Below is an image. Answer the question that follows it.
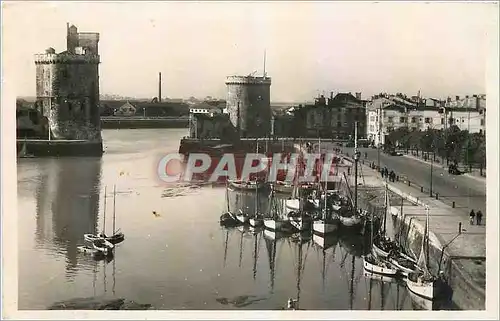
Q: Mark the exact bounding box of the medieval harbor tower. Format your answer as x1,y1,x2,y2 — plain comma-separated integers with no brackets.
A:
34,23,101,143
225,74,272,138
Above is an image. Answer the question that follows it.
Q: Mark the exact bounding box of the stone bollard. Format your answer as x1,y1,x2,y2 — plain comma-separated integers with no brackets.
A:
420,186,424,193
452,201,455,208
435,193,439,200
408,180,411,186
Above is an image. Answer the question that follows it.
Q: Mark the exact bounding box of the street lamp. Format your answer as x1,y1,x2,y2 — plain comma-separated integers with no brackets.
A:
429,139,434,197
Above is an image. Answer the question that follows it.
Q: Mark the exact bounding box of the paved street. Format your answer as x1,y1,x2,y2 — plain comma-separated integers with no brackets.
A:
342,147,486,216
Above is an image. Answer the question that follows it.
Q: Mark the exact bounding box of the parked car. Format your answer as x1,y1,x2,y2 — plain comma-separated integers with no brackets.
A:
448,163,462,175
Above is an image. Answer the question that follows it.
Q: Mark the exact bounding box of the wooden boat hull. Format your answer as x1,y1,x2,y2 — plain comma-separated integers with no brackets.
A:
288,216,311,232
92,239,114,253
236,214,248,224
363,256,400,277
372,243,391,258
406,272,436,300
312,233,338,249
249,217,263,227
273,182,293,194
263,229,286,241
312,221,338,235
84,233,124,245
339,215,363,228
229,180,266,191
263,219,291,232
389,257,419,277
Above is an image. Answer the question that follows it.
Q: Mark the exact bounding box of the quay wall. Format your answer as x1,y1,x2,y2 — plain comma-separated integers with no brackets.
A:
101,118,189,129
17,139,103,157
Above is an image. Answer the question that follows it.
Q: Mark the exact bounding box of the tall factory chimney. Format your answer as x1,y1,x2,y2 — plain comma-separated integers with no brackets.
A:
158,72,162,103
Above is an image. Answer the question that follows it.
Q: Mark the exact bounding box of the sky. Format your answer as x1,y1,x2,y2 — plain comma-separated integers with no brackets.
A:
2,1,498,102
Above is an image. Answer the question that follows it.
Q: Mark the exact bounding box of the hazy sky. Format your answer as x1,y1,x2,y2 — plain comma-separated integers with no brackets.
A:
3,1,498,102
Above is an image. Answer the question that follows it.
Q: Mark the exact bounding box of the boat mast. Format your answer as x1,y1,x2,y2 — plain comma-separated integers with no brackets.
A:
349,254,355,309
383,183,388,235
102,186,107,235
113,184,117,234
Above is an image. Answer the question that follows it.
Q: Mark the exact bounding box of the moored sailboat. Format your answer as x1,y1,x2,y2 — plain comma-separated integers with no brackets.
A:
405,206,440,300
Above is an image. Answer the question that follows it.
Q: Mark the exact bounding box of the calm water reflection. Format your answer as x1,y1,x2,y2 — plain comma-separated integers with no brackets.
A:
18,128,417,310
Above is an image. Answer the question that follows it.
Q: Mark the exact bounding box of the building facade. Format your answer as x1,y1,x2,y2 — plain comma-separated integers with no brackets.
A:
34,23,101,141
225,75,272,138
366,94,486,146
293,92,366,139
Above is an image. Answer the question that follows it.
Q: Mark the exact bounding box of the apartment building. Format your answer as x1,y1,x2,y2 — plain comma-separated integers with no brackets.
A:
366,94,485,146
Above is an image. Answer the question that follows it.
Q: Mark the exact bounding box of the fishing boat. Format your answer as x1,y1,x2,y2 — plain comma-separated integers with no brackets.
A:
312,186,340,235
363,197,400,278
273,181,294,194
220,183,239,226
249,183,264,227
263,191,292,232
372,185,398,258
286,175,312,232
84,185,125,245
405,207,440,300
363,254,400,277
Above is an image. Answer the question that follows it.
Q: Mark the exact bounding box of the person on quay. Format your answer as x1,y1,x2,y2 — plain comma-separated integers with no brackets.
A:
469,210,476,225
476,210,483,225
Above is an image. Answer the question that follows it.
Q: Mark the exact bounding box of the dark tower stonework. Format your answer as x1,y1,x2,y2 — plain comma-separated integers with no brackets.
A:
225,75,272,138
34,24,101,141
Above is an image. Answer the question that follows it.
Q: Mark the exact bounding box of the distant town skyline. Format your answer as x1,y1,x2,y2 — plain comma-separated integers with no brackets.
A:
3,1,497,102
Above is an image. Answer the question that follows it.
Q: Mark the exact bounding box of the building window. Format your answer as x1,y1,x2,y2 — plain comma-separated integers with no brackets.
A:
411,117,417,123
388,116,394,123
481,119,485,126
399,117,405,123
337,122,342,128
383,111,386,117
425,117,432,123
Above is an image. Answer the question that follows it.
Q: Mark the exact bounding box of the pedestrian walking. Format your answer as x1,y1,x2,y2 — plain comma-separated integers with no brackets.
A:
390,170,395,182
476,210,483,225
469,210,476,225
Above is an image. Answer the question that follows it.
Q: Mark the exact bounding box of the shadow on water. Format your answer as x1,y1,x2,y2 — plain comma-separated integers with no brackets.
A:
34,157,103,277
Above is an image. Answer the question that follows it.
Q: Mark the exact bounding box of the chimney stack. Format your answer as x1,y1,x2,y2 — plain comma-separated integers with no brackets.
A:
355,92,362,100
330,92,334,99
455,95,459,101
158,72,162,103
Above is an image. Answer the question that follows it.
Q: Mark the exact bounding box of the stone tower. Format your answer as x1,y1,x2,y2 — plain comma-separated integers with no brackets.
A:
34,23,101,141
225,75,272,138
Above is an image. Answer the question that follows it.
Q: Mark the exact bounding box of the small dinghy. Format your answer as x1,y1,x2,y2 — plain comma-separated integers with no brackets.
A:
229,180,266,191
273,181,294,194
92,239,114,254
220,212,239,227
235,209,248,224
363,254,401,277
84,231,124,245
77,245,101,255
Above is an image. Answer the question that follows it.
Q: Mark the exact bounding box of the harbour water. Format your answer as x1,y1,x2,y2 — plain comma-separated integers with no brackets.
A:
18,128,426,310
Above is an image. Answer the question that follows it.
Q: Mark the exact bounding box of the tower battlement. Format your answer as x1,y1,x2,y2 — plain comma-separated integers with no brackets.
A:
34,53,100,65
225,76,272,86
